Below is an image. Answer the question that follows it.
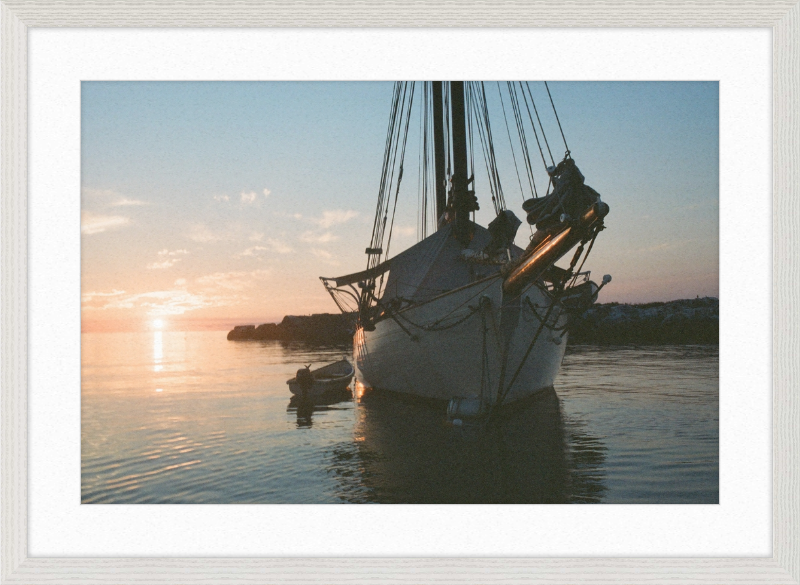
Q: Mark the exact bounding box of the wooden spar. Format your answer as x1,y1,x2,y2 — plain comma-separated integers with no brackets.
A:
432,81,447,221
450,81,471,246
503,201,609,296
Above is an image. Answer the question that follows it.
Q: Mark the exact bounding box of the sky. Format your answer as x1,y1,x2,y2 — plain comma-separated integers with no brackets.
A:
81,81,719,332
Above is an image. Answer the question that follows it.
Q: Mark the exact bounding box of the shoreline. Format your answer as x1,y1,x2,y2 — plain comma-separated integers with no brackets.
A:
227,297,718,345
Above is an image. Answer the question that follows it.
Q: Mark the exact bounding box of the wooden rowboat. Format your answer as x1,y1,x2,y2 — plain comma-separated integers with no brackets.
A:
287,359,355,397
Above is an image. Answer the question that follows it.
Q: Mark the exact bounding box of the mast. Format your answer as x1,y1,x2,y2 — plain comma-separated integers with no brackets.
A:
432,82,447,221
450,81,471,245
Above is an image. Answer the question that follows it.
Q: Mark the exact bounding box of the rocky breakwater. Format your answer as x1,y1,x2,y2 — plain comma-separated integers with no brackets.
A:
227,298,718,345
227,313,355,344
569,297,718,344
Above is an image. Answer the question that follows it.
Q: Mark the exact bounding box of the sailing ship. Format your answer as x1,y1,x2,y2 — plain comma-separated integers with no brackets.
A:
322,82,610,413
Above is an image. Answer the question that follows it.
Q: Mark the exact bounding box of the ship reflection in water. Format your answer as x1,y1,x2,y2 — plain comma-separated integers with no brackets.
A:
288,389,354,429
329,384,606,504
81,333,718,504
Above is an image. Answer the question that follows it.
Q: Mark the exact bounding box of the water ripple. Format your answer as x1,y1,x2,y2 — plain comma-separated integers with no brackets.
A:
82,333,717,503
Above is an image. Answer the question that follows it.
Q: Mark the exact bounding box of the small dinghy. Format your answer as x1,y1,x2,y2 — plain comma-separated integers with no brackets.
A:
287,359,355,397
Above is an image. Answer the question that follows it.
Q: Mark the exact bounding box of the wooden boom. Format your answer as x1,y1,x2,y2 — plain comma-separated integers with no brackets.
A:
503,201,610,296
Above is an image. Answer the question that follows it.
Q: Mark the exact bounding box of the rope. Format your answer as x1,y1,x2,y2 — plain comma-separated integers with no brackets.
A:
496,82,527,205
469,82,505,216
524,81,555,166
416,83,425,242
367,82,403,268
478,82,506,212
390,277,499,331
382,82,415,270
393,301,481,332
523,297,570,332
494,299,562,411
544,81,570,156
467,83,496,214
506,82,538,198
568,225,601,288
518,81,549,172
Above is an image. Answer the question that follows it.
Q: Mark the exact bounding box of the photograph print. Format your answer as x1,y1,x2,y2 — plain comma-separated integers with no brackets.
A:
81,81,719,504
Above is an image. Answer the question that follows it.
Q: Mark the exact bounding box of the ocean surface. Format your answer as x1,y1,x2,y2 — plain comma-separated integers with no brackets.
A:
82,331,718,504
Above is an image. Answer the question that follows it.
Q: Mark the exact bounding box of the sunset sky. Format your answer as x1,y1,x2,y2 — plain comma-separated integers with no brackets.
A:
81,81,718,332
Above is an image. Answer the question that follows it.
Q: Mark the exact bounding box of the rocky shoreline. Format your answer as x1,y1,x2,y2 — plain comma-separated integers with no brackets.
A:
568,297,718,345
227,297,718,345
227,313,355,344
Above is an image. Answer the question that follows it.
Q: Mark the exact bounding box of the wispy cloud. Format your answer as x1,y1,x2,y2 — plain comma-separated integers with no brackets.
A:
147,249,189,269
83,188,148,207
236,239,293,258
300,231,338,244
238,246,268,257
310,210,359,228
112,197,148,207
214,188,270,206
196,269,271,291
138,290,226,316
266,238,293,254
186,223,222,243
81,288,229,315
81,211,130,235
81,289,126,303
147,258,182,270
310,248,339,266
249,232,264,242
310,248,332,259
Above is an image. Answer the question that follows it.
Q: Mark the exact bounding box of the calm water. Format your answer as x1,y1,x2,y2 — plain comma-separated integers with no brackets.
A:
82,331,718,503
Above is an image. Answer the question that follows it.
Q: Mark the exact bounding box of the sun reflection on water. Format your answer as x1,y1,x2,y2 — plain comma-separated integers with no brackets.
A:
153,331,163,372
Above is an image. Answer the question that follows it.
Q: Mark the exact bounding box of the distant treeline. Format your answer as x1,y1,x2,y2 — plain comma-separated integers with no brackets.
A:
227,297,718,345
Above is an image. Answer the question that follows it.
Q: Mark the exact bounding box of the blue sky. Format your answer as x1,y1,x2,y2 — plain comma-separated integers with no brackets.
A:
81,81,718,330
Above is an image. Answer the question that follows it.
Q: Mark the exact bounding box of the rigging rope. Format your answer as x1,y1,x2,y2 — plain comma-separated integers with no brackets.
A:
477,82,507,212
390,278,498,332
496,82,527,205
568,226,601,288
494,299,561,411
544,81,570,157
506,82,539,199
416,84,424,242
524,81,555,166
444,83,451,180
517,81,549,172
468,82,505,216
417,82,434,241
367,82,403,268
465,82,477,224
382,82,415,271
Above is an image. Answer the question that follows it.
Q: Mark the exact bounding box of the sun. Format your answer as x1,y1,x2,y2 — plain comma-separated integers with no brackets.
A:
152,319,165,330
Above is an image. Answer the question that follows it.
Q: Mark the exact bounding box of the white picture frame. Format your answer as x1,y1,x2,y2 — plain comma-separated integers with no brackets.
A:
2,1,797,583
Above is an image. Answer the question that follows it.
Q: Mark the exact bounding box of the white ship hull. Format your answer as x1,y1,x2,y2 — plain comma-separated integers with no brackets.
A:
354,278,568,405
